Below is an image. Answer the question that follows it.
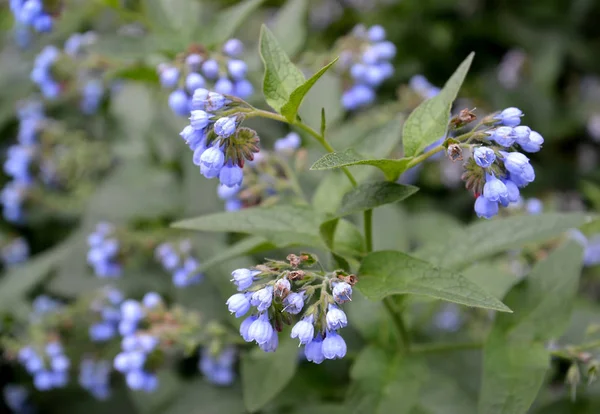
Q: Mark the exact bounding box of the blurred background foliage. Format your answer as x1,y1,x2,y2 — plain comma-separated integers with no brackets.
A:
0,0,600,413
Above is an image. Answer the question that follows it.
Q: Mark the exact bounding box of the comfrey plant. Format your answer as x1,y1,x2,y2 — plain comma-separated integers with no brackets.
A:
9,0,56,35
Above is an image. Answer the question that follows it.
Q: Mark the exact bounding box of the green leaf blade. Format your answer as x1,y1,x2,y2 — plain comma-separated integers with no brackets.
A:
357,250,511,312
269,0,309,58
402,52,474,157
310,150,412,181
338,182,419,217
204,0,265,47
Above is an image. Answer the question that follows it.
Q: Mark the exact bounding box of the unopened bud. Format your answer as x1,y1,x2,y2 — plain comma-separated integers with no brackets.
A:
286,254,301,268
274,278,291,298
450,108,477,129
337,274,358,286
446,144,463,162
288,270,305,281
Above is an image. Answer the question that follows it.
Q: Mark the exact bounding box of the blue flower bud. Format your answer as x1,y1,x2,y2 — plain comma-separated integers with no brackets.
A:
214,116,237,138
259,330,279,352
483,174,508,203
342,85,375,110
291,315,314,345
33,371,53,391
226,293,251,317
45,342,63,357
199,146,225,179
234,80,254,99
274,132,301,154
326,304,348,330
120,300,143,321
495,107,523,127
226,199,242,211
138,334,159,352
89,322,116,341
474,196,498,219
500,151,534,187
190,88,209,110
361,47,379,65
503,179,520,203
372,41,396,60
368,25,386,42
192,143,208,166
488,126,515,147
185,72,205,93
180,126,206,152
473,147,496,168
251,286,273,312
217,184,239,200
520,130,544,153
322,331,347,360
283,292,304,314
202,59,220,79
350,63,367,80
215,78,234,95
219,161,243,187
223,38,244,57
185,54,203,70
332,281,352,303
227,60,248,81
142,292,162,309
206,92,229,112
118,320,137,336
364,65,386,87
240,315,257,342
168,90,189,116
189,110,212,130
33,14,52,32
125,371,146,390
19,0,43,24
526,198,543,215
248,313,274,345
51,355,70,371
304,333,325,364
160,66,180,88
513,125,531,146
231,268,259,291
377,62,394,79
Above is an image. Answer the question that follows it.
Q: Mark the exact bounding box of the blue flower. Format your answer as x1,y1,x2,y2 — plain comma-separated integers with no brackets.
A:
291,315,315,345
185,72,205,93
160,66,180,88
250,286,273,312
304,333,325,364
526,198,543,215
503,179,520,203
368,25,386,42
483,174,508,203
227,293,251,317
326,304,348,330
322,331,347,360
199,146,225,179
488,126,515,147
259,330,279,352
189,110,212,130
199,347,236,386
474,196,498,219
500,151,535,187
332,281,352,303
214,116,237,138
168,90,189,116
33,14,52,32
180,126,206,152
120,300,144,321
495,107,523,127
202,60,220,79
227,60,248,81
215,78,234,95
520,130,544,153
191,88,209,110
240,315,258,342
231,268,259,291
142,292,162,309
274,132,301,154
283,292,304,314
223,38,244,57
247,313,274,345
219,161,244,187
234,80,254,99
473,147,496,168
185,54,202,70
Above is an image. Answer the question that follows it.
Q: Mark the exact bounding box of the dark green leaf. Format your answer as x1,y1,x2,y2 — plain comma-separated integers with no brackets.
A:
281,58,338,122
269,0,309,57
402,53,474,157
338,182,419,217
357,251,511,312
204,0,265,47
310,149,412,181
414,213,592,270
259,25,306,112
479,241,584,414
319,218,339,251
241,336,299,412
461,261,521,300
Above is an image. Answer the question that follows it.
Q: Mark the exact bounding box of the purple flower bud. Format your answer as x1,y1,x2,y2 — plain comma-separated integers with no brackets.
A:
495,107,523,127
199,146,225,179
248,313,273,345
214,116,237,138
474,196,498,219
227,60,247,80
326,304,348,330
231,268,259,291
332,281,352,303
473,147,496,168
513,126,531,146
250,286,273,312
488,126,515,147
185,72,205,93
202,59,220,79
223,38,244,57
219,161,244,188
291,315,314,345
322,331,347,359
304,333,325,364
189,110,211,130
240,315,257,342
483,174,508,203
226,293,251,317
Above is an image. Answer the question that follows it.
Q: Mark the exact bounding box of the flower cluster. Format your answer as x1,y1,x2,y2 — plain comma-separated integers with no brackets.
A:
336,24,396,110
88,288,124,342
1,101,45,222
155,240,204,287
1,236,29,266
179,88,260,185
461,107,544,219
31,45,61,99
226,254,355,362
18,341,70,391
113,293,163,392
198,346,236,386
10,0,55,34
158,39,253,117
87,222,122,278
217,132,302,212
79,358,112,400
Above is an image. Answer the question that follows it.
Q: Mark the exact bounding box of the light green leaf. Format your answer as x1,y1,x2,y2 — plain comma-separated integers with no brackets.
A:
198,236,276,273
414,213,592,270
357,251,511,312
402,53,474,157
479,241,584,414
310,149,412,181
347,346,428,414
408,211,461,249
461,261,521,300
270,0,309,58
241,336,299,412
281,58,338,122
338,182,419,217
259,25,306,112
203,0,265,47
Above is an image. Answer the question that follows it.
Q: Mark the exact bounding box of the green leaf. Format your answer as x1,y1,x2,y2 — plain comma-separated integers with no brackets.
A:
203,0,265,47
310,149,412,181
298,72,344,131
270,0,309,58
479,241,584,414
414,213,592,270
402,52,474,157
241,336,299,412
198,236,276,273
281,58,338,122
347,346,428,414
338,182,419,217
461,261,521,300
259,25,306,112
416,371,478,414
357,250,511,312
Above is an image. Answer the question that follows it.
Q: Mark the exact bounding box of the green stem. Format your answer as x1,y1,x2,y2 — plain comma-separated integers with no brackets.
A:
364,209,373,252
411,341,484,354
383,297,411,353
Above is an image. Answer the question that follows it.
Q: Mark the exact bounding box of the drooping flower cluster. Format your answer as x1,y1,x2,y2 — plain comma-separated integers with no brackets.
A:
79,358,112,400
217,132,303,212
9,0,55,35
226,254,355,362
460,107,545,219
18,341,70,391
88,287,124,342
1,236,29,266
87,222,122,278
158,39,253,117
198,346,236,386
179,88,260,185
336,24,396,110
155,240,204,287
